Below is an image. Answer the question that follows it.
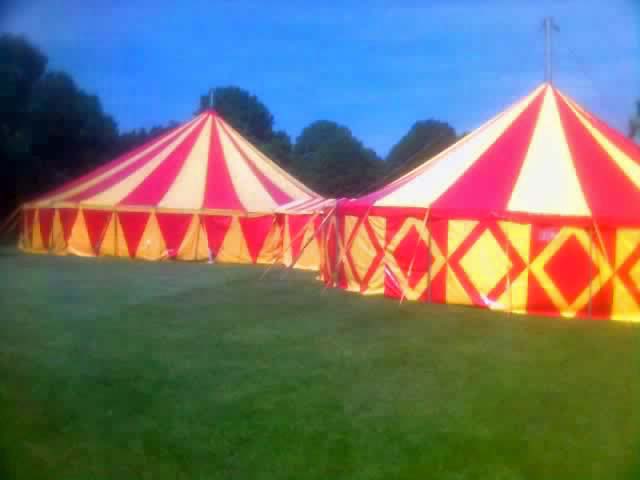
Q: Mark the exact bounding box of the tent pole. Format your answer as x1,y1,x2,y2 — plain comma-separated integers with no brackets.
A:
6,214,20,238
426,216,433,304
588,228,594,319
47,209,54,253
504,226,512,314
588,216,611,319
288,210,335,272
543,17,558,84
260,211,322,280
0,206,21,236
330,205,374,290
194,214,201,261
114,209,118,257
332,210,341,288
321,215,338,291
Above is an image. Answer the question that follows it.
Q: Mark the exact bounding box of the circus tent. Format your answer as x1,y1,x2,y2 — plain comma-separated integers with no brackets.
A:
326,83,640,321
20,109,324,266
277,197,337,271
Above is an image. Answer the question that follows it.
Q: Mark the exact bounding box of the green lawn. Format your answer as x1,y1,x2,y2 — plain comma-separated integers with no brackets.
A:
1,248,640,479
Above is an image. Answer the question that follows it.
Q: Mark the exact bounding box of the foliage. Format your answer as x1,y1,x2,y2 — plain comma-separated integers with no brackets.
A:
114,121,179,157
196,86,296,168
260,129,294,166
293,120,383,197
0,33,463,217
386,119,457,177
0,34,117,217
199,86,274,143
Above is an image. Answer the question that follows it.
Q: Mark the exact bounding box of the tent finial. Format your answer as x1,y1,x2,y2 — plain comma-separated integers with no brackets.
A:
542,17,559,85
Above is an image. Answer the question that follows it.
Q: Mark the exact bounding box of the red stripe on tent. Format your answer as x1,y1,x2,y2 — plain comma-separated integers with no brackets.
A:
352,92,535,208
554,91,640,223
287,215,313,260
82,210,112,253
433,89,545,212
34,120,197,203
117,211,150,257
202,118,244,210
562,95,640,167
121,119,208,206
58,208,79,242
67,134,189,203
38,208,55,248
218,121,293,206
156,212,193,257
53,120,200,203
238,216,275,263
201,215,232,258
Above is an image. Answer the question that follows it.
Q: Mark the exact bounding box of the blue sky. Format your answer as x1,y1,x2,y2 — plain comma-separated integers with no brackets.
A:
3,0,639,156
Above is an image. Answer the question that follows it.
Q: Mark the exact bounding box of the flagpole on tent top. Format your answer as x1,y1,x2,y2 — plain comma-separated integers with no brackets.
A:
542,17,559,84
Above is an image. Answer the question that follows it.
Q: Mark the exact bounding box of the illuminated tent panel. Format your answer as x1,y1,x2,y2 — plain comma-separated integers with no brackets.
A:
20,110,325,267
326,84,640,321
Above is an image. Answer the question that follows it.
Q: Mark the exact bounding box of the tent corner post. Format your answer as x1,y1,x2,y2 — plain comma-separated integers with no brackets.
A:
194,214,201,262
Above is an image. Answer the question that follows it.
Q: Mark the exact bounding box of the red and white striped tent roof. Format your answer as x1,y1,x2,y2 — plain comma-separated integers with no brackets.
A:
29,110,321,213
276,197,337,214
345,83,640,227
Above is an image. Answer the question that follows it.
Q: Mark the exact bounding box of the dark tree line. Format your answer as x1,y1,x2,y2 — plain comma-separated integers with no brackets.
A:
1,34,461,219
1,34,118,217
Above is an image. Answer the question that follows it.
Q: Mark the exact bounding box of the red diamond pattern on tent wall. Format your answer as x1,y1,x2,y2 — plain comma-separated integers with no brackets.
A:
527,226,614,318
447,221,527,308
342,215,385,294
384,216,448,303
544,234,594,305
391,224,433,289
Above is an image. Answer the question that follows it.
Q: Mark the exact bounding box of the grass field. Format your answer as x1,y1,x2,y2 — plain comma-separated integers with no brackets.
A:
1,248,640,479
